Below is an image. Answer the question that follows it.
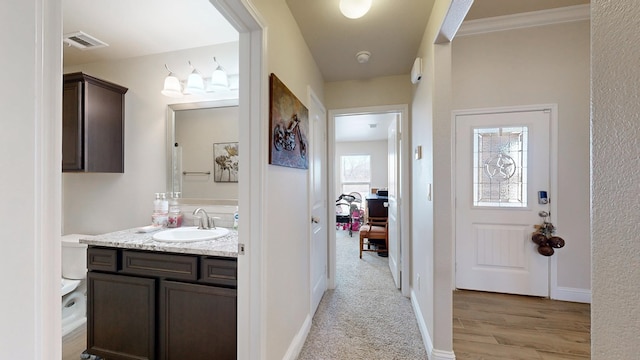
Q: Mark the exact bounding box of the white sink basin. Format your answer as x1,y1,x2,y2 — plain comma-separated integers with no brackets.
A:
152,226,230,243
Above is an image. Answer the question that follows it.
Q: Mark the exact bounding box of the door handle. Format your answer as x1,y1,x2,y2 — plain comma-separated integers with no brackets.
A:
311,216,320,224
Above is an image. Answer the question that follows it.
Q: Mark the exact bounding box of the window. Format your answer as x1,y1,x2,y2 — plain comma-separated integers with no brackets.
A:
340,155,370,199
473,126,528,207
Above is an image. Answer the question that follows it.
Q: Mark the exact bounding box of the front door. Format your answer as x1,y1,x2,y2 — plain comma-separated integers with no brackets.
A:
455,109,551,297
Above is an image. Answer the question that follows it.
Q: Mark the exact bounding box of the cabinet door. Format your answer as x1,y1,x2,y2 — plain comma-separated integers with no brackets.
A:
84,81,125,172
159,281,237,360
87,272,156,360
62,81,83,171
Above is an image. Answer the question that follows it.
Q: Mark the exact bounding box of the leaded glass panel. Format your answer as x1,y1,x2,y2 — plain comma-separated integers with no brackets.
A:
473,126,528,207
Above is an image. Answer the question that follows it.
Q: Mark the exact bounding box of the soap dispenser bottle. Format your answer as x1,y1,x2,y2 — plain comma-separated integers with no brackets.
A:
167,192,183,228
233,206,239,230
152,193,169,226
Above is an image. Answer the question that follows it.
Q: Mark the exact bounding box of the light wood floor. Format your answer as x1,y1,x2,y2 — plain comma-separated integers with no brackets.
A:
453,290,591,360
62,323,86,360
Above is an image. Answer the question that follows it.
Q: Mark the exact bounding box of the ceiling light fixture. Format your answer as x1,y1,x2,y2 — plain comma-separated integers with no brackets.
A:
161,64,183,98
356,50,371,64
208,57,230,92
339,0,372,19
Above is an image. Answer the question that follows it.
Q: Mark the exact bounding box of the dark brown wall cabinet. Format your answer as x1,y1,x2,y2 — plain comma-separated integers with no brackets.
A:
63,72,128,173
86,247,237,360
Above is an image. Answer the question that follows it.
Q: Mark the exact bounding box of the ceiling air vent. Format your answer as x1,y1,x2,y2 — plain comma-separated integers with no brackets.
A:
63,31,108,50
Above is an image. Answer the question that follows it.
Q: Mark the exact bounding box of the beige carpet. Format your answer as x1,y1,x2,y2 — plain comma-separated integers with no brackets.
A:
297,230,427,359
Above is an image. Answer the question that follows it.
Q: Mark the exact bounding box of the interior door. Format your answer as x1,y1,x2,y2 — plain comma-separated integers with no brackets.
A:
455,109,551,297
309,91,327,314
387,116,400,289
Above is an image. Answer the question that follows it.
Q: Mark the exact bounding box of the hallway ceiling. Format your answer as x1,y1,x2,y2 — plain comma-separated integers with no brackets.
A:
286,0,435,82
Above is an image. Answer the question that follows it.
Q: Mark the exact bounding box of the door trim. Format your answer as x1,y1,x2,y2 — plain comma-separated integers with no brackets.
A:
328,104,410,297
451,104,558,297
209,0,268,358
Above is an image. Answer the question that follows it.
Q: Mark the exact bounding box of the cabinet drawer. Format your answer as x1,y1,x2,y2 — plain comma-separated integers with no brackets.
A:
122,250,198,281
200,257,237,288
87,247,118,272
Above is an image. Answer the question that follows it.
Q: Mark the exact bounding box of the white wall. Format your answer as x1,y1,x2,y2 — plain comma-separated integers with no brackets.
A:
62,42,238,235
176,106,239,199
324,75,413,109
335,140,389,196
591,0,640,357
248,0,325,358
410,0,456,356
452,20,591,298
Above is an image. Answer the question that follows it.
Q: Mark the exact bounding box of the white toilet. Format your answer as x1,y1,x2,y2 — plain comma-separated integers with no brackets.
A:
61,234,91,337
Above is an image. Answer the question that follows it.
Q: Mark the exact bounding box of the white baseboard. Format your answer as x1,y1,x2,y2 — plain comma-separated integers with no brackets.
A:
551,286,591,304
282,314,312,360
431,349,456,360
411,290,456,359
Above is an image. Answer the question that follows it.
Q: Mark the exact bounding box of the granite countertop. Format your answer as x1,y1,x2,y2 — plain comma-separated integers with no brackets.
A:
79,226,239,258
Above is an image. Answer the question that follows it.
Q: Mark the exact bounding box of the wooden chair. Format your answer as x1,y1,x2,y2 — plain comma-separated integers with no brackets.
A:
359,217,388,259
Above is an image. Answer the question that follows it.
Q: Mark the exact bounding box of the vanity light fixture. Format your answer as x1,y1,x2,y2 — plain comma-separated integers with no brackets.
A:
184,61,205,95
209,57,230,92
161,64,183,98
339,0,372,19
161,58,233,97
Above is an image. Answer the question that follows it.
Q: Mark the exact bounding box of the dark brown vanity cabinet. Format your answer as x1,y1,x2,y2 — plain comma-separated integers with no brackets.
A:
63,72,128,173
86,247,237,360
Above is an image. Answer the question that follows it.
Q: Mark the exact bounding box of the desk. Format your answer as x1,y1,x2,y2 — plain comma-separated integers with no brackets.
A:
365,194,388,219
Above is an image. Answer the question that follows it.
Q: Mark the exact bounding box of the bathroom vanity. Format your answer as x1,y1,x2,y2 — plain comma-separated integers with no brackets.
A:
80,228,238,360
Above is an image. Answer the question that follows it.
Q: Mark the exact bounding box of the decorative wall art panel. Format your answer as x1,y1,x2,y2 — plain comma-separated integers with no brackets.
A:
213,142,238,182
269,73,309,169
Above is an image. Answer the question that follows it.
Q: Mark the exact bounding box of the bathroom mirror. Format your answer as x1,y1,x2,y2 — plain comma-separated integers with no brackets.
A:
166,100,239,199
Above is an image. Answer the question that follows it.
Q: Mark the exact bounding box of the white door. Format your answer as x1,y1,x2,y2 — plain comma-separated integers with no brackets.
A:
309,91,327,314
455,109,551,297
387,116,400,289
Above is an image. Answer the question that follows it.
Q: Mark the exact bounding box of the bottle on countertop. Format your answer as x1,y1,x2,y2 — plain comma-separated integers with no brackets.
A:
233,206,239,230
167,192,183,228
151,192,169,227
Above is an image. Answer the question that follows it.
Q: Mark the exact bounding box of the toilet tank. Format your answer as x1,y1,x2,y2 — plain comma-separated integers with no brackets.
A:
61,234,91,279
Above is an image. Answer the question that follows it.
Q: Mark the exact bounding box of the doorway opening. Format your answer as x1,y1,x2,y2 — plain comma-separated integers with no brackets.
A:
328,105,410,297
58,0,266,358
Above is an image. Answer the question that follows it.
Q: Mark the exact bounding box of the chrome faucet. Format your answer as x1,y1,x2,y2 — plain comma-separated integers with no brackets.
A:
193,208,214,229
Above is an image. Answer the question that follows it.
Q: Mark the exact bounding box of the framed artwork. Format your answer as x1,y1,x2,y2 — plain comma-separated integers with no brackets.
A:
269,73,309,169
213,142,238,182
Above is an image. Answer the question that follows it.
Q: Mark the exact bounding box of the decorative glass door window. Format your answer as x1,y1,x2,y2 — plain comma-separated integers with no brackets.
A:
473,126,528,207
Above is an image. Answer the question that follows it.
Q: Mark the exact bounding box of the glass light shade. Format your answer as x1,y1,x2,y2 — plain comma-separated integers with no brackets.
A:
339,0,372,19
209,67,230,92
161,75,183,98
184,71,205,94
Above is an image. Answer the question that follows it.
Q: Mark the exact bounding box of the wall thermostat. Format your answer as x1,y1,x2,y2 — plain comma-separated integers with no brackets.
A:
411,57,422,84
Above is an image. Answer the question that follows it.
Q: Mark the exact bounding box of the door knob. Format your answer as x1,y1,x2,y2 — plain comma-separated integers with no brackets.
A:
311,216,320,224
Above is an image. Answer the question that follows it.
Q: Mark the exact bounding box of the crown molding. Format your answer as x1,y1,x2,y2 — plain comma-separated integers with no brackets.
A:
457,4,590,37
